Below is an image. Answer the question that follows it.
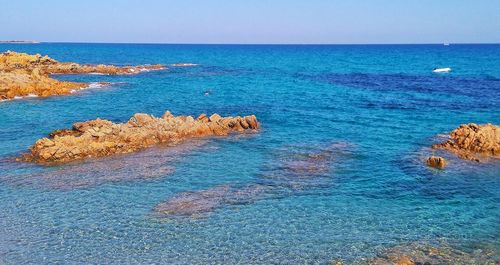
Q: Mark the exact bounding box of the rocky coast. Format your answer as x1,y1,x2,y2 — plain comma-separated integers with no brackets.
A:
0,51,164,100
20,111,259,164
432,123,499,162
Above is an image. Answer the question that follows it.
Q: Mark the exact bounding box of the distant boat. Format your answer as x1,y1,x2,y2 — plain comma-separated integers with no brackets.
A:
433,67,451,73
443,43,450,46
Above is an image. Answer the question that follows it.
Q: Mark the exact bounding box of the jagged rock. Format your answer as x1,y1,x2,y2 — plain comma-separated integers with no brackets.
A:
426,156,447,169
0,51,165,100
19,111,259,164
432,123,499,162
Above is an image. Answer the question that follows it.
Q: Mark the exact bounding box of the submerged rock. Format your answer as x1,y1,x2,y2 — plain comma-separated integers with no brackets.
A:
261,142,352,190
426,156,447,169
0,51,165,100
432,123,499,162
154,184,270,217
360,242,498,265
20,111,259,164
2,140,210,190
154,142,352,218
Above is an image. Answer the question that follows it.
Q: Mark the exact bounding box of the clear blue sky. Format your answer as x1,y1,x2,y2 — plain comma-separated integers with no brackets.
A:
1,0,499,44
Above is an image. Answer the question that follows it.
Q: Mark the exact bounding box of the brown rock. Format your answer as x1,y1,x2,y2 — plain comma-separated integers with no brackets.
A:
426,156,447,169
395,256,414,265
432,123,499,162
197,114,209,122
0,51,165,100
20,111,259,164
362,242,498,265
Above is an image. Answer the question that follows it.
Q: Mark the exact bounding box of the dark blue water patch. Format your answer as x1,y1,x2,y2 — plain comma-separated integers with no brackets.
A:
301,72,500,96
298,72,500,110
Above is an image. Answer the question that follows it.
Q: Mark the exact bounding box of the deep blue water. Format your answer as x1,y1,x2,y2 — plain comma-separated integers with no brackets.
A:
0,43,499,264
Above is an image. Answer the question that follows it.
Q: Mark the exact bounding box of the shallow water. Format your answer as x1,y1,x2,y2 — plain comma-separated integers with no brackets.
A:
0,43,499,264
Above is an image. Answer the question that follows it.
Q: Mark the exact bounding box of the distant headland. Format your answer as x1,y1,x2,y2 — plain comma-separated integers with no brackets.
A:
0,40,40,44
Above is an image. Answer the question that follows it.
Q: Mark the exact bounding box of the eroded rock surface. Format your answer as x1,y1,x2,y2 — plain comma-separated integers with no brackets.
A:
426,156,447,169
432,123,499,162
0,51,164,100
20,111,259,164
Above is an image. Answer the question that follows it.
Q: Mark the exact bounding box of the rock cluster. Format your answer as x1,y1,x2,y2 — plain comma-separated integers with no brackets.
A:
426,156,447,169
432,123,499,162
0,51,164,100
361,242,498,265
20,111,259,164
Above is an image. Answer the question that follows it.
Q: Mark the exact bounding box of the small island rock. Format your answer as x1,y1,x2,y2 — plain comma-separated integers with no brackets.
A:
432,123,499,162
426,156,448,169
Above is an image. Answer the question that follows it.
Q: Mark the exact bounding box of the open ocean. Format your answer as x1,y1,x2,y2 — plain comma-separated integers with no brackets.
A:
0,43,499,264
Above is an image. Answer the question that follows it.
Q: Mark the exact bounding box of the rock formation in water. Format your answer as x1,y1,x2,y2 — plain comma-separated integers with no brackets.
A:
154,143,352,218
432,123,499,162
154,184,270,217
359,242,498,265
426,156,447,169
20,111,259,164
0,51,164,100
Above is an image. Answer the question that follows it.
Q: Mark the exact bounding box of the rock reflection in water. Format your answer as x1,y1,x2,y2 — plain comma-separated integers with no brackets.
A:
0,140,209,190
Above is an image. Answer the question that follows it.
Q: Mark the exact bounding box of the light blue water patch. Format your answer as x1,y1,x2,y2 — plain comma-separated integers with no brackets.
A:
0,44,499,264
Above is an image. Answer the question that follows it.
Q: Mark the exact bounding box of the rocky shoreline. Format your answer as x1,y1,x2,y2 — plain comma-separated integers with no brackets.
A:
0,51,164,100
20,111,259,164
431,123,499,163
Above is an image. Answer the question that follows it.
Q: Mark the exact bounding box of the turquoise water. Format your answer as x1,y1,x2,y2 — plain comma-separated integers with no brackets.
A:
0,43,499,264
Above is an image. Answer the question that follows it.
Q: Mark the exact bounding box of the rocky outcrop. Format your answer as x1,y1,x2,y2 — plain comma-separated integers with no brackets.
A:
0,51,164,100
20,111,259,164
426,156,447,169
0,69,86,99
432,123,499,162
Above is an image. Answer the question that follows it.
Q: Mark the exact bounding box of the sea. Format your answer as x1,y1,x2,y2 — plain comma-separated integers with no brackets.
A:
0,43,499,264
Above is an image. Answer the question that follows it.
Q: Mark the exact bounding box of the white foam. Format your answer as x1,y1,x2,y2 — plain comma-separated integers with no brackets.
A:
1,93,39,102
87,82,107,89
172,63,199,67
88,72,108,75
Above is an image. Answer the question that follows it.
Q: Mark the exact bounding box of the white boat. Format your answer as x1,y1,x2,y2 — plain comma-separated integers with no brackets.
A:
433,67,451,73
444,43,450,46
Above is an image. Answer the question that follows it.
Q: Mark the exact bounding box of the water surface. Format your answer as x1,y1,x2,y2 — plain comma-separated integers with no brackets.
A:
0,43,499,264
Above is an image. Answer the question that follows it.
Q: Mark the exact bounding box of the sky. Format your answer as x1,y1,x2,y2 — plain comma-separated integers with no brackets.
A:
1,0,499,44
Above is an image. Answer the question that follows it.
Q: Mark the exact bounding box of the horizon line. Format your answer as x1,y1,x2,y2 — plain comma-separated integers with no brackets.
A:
1,41,499,46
